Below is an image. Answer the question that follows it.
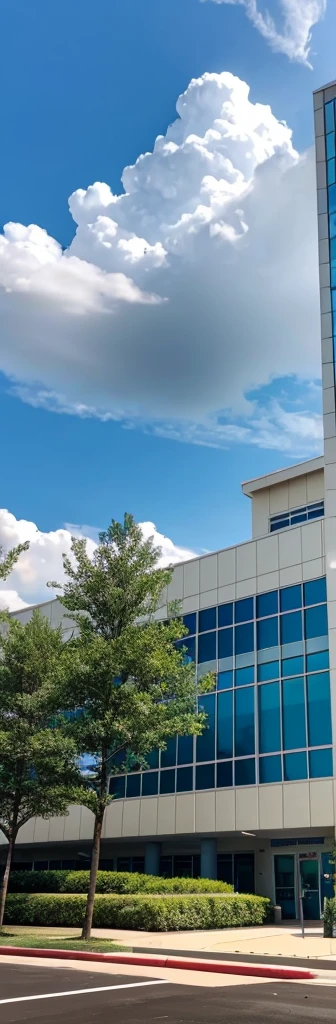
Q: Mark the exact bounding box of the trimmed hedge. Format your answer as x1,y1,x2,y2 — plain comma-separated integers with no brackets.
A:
4,892,272,931
324,897,336,937
8,870,233,896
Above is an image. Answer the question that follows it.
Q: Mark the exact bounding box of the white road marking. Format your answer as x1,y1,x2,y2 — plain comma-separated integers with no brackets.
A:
0,978,170,1006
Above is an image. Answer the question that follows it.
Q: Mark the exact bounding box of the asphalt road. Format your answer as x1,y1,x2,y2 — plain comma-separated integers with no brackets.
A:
0,963,336,1024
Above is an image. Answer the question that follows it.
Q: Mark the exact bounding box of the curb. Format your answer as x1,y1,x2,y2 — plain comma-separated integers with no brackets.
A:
0,947,316,980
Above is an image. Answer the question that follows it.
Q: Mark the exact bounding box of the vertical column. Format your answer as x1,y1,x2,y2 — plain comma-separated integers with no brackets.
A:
144,842,161,876
200,838,217,880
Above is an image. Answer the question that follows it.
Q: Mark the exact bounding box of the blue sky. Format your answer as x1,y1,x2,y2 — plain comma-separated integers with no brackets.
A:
0,0,335,606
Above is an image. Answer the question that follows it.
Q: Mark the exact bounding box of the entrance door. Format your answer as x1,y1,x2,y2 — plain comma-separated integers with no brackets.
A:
299,858,321,920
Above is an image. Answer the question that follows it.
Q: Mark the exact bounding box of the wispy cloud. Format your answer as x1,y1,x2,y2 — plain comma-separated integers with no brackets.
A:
202,0,326,66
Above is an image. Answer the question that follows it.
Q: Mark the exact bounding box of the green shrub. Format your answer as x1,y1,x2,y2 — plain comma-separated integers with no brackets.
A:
8,870,233,896
324,897,336,937
4,892,272,931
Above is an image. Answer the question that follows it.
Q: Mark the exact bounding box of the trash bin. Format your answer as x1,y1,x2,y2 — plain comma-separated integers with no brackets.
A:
274,905,282,925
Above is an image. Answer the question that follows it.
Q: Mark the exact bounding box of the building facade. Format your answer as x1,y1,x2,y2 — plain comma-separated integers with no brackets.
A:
1,84,336,920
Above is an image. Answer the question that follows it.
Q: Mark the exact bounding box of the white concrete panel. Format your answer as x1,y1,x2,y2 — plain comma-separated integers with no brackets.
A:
328,634,336,673
322,336,334,364
259,785,283,830
302,558,323,581
279,528,302,569
257,536,279,575
327,600,336,630
310,781,334,827
269,482,289,514
33,818,50,843
157,795,176,836
288,477,307,508
324,463,336,490
257,570,280,594
168,566,184,602
325,85,336,103
322,362,335,390
283,783,310,828
64,805,81,841
200,589,218,609
316,162,327,191
104,800,123,838
323,388,336,416
218,583,235,603
318,214,329,240
48,815,66,843
183,560,200,599
324,437,336,464
252,491,270,540
324,412,336,439
182,595,200,613
138,798,158,837
122,799,141,837
236,578,257,599
315,107,325,137
324,516,336,555
314,90,324,110
302,521,323,563
320,286,332,313
316,136,326,162
200,555,217,593
153,606,167,622
321,312,333,339
279,565,303,587
79,806,95,840
16,819,36,844
326,568,336,602
237,542,256,581
176,793,195,833
325,490,336,518
215,789,235,831
317,187,328,214
235,787,259,832
195,791,216,832
218,548,236,587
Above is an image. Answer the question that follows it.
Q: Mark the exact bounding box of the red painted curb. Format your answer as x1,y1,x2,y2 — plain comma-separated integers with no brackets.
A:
0,946,316,981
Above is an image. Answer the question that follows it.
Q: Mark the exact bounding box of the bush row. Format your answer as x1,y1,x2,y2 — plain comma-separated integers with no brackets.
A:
324,897,336,937
8,870,233,895
4,892,272,931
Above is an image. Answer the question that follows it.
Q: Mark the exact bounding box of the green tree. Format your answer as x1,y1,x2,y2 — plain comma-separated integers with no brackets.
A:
51,514,212,939
0,541,30,583
0,610,86,927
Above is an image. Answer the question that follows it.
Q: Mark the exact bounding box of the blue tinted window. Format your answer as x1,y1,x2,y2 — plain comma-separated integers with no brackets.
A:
197,693,216,762
309,748,333,779
146,749,159,769
217,670,233,690
280,585,302,612
235,665,254,686
328,159,336,186
196,763,215,790
176,766,193,792
235,622,254,655
327,133,336,160
161,737,177,768
217,761,233,788
284,752,307,782
259,755,282,784
199,607,216,633
282,677,306,750
259,682,281,754
282,656,304,677
235,758,255,786
331,236,336,263
183,613,197,635
198,631,216,664
176,636,196,663
177,735,193,765
330,212,336,238
304,578,327,607
160,769,175,794
257,661,279,683
218,628,233,659
307,672,332,747
235,597,254,623
281,611,302,645
257,616,278,651
235,686,255,757
306,650,329,672
325,100,335,134
329,183,336,213
126,774,141,798
256,591,278,618
305,604,328,639
217,689,233,759
218,603,233,627
142,771,159,796
110,775,126,799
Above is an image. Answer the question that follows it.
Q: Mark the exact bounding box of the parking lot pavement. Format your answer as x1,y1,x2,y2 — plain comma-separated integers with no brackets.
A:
0,963,336,1024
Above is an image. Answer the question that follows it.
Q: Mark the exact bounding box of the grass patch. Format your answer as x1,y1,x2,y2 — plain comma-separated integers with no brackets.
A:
0,930,127,953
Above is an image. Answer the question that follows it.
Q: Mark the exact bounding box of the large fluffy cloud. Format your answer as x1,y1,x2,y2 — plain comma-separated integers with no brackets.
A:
202,1,326,66
0,72,322,454
0,511,196,612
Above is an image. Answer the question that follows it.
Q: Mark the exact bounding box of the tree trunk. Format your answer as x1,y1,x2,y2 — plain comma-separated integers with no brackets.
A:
81,803,105,940
0,830,16,929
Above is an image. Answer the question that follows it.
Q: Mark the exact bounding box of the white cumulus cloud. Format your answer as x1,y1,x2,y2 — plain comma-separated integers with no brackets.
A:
0,71,322,454
202,0,326,66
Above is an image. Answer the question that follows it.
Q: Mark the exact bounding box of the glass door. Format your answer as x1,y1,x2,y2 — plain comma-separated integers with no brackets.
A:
299,858,321,920
274,854,296,919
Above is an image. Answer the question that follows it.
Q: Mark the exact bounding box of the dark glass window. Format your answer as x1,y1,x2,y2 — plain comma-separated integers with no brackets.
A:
235,665,254,686
160,769,175,794
196,763,215,790
282,677,306,750
235,686,255,756
256,591,278,618
329,183,336,213
328,159,336,186
284,751,307,781
109,775,126,799
235,597,254,623
142,771,159,796
146,749,159,769
177,735,193,765
327,132,336,160
325,100,335,134
217,689,233,759
235,622,254,655
235,758,255,786
176,766,193,792
216,761,233,788
304,578,327,607
280,585,302,612
281,655,304,677
257,661,279,683
198,631,216,664
280,611,302,645
259,754,282,784
217,670,233,690
309,748,333,779
258,682,281,754
183,612,197,635
199,607,216,633
330,211,336,238
307,672,332,747
175,635,196,663
126,773,141,798
218,627,233,659
217,854,233,885
161,737,177,768
196,693,216,762
257,616,278,650
270,517,289,532
306,650,329,672
218,603,233,627
305,604,328,639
